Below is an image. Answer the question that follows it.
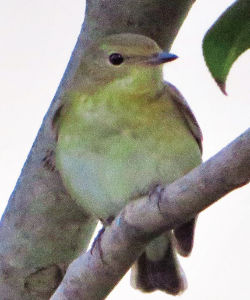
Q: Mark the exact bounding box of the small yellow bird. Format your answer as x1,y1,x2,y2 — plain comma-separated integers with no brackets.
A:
53,33,202,294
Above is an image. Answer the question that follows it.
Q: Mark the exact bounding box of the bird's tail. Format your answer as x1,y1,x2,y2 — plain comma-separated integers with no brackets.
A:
130,232,187,295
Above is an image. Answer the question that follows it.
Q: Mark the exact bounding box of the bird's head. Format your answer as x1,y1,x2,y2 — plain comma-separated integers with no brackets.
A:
78,33,177,95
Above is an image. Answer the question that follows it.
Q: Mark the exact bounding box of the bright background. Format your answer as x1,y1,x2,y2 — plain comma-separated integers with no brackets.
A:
0,0,249,299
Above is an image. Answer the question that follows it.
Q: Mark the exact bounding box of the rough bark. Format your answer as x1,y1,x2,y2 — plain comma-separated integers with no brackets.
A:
51,128,250,300
0,0,195,299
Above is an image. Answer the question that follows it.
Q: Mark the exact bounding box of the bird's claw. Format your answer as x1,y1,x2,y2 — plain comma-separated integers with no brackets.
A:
149,184,165,212
90,227,105,262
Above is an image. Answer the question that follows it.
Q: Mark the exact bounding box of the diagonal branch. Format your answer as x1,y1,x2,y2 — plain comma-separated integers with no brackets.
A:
51,129,250,300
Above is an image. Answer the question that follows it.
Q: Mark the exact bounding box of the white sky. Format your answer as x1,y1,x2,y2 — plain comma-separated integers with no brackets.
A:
0,0,249,299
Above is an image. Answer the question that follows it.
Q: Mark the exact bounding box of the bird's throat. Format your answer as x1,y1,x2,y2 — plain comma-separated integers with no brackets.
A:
102,67,164,100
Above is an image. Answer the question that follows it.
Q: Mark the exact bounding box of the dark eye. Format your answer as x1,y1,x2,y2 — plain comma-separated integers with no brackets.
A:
109,53,124,65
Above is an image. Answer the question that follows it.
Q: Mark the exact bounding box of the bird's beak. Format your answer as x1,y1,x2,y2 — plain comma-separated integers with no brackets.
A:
147,52,178,65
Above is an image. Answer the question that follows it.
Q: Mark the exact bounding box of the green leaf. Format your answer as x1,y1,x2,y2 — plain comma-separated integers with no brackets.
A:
202,0,250,94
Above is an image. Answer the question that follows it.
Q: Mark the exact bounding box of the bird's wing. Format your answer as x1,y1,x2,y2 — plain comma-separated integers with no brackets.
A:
164,81,203,154
163,82,203,256
52,104,65,141
51,93,73,141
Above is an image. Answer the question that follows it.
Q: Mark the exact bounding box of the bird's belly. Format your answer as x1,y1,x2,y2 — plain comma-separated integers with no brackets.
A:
57,131,201,220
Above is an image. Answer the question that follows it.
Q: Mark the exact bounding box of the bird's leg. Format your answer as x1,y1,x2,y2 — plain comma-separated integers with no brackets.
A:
90,216,115,263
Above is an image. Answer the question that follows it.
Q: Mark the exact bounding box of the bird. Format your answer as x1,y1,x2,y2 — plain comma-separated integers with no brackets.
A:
52,33,202,295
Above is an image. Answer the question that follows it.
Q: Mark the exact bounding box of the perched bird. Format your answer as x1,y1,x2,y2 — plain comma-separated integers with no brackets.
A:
53,33,202,295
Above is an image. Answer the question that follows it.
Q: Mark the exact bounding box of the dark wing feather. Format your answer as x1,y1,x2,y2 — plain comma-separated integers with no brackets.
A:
51,104,64,140
164,81,203,154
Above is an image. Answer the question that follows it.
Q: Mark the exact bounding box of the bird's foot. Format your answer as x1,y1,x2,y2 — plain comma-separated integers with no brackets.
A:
149,184,165,213
104,216,115,226
90,216,115,263
42,149,56,171
90,227,105,262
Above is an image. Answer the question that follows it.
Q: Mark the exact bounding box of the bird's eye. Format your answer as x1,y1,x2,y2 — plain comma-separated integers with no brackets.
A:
109,53,124,65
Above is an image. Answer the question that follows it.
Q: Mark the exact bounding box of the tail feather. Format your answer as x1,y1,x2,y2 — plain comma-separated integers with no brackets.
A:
174,217,197,257
131,233,187,295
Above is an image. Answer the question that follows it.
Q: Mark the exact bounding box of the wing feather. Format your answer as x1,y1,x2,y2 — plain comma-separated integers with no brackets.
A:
164,82,203,154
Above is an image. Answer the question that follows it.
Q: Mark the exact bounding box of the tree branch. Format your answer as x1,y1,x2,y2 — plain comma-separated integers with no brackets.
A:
51,128,250,300
0,1,195,298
